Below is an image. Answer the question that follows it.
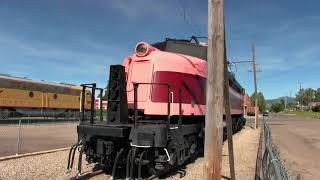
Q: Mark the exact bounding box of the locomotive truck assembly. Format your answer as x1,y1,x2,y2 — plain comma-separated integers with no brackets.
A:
67,37,246,179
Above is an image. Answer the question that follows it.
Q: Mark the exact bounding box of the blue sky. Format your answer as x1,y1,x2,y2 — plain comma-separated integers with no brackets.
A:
0,0,319,99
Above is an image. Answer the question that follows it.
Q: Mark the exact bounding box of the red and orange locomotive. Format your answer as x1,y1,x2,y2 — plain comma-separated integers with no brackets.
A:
67,37,245,179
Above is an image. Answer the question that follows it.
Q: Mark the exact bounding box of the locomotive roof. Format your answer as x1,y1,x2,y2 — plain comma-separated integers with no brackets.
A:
0,75,82,95
228,72,245,94
0,75,78,88
152,38,208,61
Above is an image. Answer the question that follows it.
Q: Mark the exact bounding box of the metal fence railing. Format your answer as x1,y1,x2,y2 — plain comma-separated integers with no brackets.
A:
261,117,291,180
0,111,89,122
0,110,106,157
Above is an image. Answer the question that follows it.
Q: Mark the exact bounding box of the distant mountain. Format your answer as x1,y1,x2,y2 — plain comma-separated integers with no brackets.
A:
266,96,296,105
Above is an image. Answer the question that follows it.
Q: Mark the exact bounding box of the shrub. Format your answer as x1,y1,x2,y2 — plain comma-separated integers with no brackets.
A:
247,112,255,116
270,103,284,113
311,105,320,112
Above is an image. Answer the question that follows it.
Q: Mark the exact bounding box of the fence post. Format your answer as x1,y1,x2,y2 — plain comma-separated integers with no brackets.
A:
16,119,22,155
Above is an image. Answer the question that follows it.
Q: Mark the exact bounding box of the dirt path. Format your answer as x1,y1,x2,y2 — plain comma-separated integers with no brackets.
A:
267,114,320,180
0,126,260,180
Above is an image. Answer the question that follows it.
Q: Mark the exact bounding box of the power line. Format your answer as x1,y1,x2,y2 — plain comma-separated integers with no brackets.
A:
175,0,202,36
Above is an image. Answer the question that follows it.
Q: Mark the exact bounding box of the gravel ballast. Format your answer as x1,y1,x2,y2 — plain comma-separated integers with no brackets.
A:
0,150,95,180
0,127,260,180
168,127,261,180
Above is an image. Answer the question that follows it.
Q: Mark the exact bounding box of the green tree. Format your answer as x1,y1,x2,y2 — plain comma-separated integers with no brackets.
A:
315,88,320,102
250,92,266,112
311,105,320,112
296,88,316,105
287,102,296,109
270,103,284,113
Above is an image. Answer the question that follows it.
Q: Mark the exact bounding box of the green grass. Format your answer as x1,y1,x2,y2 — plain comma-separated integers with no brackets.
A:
282,110,320,119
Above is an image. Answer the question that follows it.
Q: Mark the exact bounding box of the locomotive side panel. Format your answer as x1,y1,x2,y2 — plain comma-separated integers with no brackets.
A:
149,54,207,116
0,87,43,109
46,92,81,109
229,86,244,115
126,60,153,111
0,76,91,112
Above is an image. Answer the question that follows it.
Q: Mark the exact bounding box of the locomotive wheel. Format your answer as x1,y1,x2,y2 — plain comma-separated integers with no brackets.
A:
167,141,178,166
188,135,198,160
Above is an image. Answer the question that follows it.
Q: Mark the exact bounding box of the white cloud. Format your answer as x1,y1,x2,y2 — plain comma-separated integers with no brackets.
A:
0,33,123,88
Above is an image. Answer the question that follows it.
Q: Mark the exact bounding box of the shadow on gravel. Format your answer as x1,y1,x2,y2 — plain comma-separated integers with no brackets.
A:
158,165,188,179
69,170,105,180
221,175,231,180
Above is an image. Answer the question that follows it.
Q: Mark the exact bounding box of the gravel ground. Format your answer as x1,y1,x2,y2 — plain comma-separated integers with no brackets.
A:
0,126,260,180
0,150,96,180
167,127,261,180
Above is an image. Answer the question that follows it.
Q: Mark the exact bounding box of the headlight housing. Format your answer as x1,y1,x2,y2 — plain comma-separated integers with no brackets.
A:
135,42,153,57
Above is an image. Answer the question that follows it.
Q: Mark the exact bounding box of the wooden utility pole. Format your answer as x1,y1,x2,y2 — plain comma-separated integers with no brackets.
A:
204,0,225,179
224,30,236,180
252,43,258,129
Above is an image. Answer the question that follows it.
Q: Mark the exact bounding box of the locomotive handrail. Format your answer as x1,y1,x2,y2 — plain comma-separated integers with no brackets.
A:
170,92,174,117
80,83,96,124
79,83,104,123
132,82,183,129
95,88,104,122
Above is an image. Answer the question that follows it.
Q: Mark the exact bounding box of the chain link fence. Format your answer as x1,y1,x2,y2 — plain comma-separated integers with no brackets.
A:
0,110,90,123
260,117,291,180
0,110,96,157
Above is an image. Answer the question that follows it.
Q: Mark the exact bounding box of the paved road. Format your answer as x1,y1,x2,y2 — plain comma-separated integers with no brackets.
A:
267,114,320,180
0,122,77,157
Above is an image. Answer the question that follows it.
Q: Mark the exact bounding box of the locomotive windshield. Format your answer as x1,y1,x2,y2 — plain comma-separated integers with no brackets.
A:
152,39,207,60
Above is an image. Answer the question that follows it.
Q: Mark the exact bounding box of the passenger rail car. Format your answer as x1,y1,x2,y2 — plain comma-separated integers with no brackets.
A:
0,75,91,117
67,37,246,179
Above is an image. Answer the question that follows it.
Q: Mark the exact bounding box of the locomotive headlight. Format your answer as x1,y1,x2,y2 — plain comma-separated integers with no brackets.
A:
135,42,155,57
135,43,148,56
